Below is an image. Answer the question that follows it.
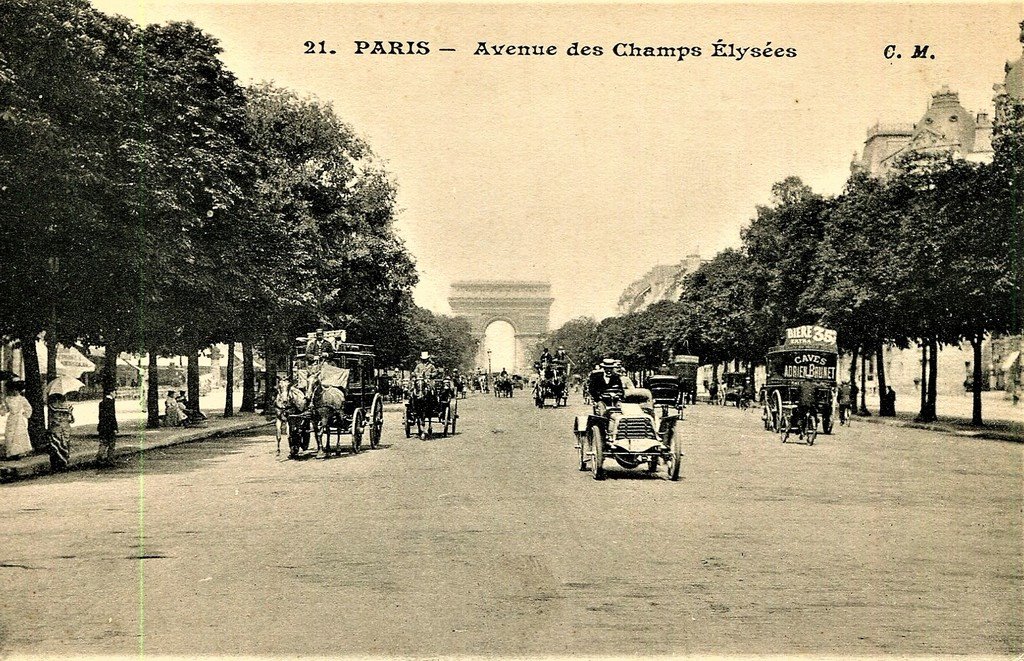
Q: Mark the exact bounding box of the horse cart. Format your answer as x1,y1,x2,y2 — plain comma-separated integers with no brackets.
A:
721,371,751,407
762,325,838,444
534,360,569,408
494,373,514,398
573,381,684,481
405,376,459,439
287,340,385,458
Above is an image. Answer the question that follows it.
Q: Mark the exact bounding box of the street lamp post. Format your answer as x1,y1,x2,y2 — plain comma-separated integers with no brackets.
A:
487,350,492,392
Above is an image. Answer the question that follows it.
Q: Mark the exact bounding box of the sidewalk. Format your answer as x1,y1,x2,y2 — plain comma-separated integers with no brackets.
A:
853,410,1024,443
0,413,272,484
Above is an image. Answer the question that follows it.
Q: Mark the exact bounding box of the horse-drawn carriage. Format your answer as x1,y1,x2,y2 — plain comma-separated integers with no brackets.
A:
721,371,751,407
573,379,683,481
669,355,699,405
534,359,569,408
287,341,385,458
761,325,838,444
404,375,459,439
494,372,514,398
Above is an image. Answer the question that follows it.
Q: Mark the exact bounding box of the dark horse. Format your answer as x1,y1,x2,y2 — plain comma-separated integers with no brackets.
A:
408,376,455,439
494,374,514,398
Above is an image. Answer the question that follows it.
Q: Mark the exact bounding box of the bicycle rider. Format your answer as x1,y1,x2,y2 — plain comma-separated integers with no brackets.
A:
795,379,818,431
837,380,853,424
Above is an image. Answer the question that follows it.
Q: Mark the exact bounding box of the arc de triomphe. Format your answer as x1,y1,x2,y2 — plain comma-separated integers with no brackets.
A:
448,280,553,373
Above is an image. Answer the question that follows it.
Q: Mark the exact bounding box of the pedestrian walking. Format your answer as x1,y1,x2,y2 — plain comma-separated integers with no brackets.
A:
47,393,74,471
2,381,33,459
96,388,118,466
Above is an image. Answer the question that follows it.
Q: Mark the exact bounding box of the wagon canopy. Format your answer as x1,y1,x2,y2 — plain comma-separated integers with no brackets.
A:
765,325,839,385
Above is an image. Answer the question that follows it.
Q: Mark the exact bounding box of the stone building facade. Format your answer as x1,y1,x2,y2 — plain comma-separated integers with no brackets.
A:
846,27,1023,401
616,253,705,315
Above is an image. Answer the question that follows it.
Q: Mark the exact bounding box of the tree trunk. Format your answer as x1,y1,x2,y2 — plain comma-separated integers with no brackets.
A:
916,341,929,422
147,350,160,429
240,343,255,413
101,344,118,394
187,350,201,414
262,335,274,411
971,335,984,426
224,341,235,417
45,331,57,385
858,352,870,415
848,346,859,389
924,337,939,422
20,334,47,451
876,341,893,416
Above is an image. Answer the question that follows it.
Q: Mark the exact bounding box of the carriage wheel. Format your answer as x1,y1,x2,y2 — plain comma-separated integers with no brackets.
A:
772,390,784,434
351,409,365,454
578,432,588,471
665,420,682,481
369,395,384,449
590,426,605,480
779,411,790,443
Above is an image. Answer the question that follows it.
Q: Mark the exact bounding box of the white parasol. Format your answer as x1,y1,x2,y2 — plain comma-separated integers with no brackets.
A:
46,376,86,396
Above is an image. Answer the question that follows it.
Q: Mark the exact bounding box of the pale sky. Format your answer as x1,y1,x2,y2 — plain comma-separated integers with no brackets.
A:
92,1,1023,326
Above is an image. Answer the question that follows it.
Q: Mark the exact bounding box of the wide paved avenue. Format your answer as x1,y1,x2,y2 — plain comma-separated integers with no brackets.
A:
2,393,1021,656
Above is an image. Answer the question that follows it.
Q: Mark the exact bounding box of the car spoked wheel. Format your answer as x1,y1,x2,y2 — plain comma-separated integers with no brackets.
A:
664,420,682,481
590,426,605,480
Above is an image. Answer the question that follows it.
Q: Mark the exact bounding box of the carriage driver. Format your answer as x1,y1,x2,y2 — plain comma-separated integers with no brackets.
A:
305,328,333,365
413,351,438,380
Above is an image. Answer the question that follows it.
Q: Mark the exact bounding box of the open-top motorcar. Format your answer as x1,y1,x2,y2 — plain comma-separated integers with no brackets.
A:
573,382,683,481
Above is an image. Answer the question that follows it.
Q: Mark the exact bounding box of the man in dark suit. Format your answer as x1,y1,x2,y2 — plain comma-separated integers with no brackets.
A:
588,358,624,414
96,387,118,466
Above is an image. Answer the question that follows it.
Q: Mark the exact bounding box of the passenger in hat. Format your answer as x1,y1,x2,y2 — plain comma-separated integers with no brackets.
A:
613,360,636,390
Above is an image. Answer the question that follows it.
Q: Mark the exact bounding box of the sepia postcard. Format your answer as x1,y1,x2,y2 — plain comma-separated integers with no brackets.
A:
1,1,1021,659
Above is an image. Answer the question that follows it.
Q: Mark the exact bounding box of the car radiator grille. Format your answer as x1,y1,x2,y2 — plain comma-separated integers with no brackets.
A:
615,417,656,440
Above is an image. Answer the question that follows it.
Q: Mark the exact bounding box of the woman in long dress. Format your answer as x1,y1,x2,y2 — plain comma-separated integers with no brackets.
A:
164,391,182,427
2,381,34,459
47,393,74,471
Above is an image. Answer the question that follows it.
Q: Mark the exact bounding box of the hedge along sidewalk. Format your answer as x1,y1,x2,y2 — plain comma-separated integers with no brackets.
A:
853,410,1024,444
0,413,272,484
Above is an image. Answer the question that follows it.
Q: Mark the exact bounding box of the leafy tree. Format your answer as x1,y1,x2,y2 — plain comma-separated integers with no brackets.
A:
542,317,601,372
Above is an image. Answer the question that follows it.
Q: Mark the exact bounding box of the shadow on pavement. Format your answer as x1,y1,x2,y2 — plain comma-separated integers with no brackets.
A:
3,428,275,487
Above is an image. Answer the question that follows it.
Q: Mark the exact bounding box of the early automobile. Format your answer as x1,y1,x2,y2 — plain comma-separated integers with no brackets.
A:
573,381,683,481
287,336,385,458
762,324,839,444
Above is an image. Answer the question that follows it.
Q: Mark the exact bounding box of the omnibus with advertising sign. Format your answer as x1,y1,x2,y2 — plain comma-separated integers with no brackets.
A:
761,325,838,443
